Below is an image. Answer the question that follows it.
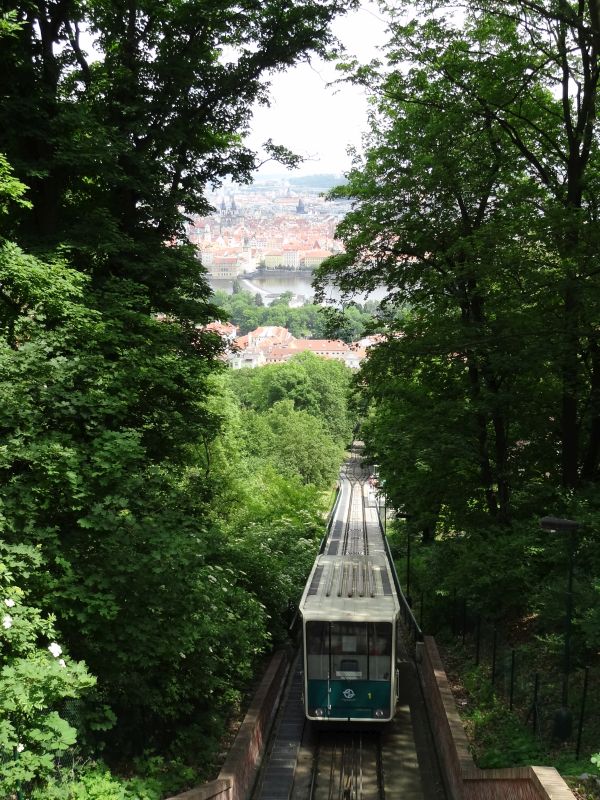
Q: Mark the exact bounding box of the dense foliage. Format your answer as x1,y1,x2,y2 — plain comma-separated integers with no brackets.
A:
227,351,353,476
316,0,600,661
0,541,95,796
207,355,355,641
213,287,376,340
0,0,356,795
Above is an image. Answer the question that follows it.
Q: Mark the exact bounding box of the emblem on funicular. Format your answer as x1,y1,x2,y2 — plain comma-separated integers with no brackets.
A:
342,688,356,700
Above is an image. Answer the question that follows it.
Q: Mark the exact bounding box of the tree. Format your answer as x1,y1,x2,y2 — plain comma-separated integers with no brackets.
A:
225,358,348,487
0,53,97,790
286,303,328,338
291,352,354,443
316,1,600,651
0,0,359,759
0,0,357,318
270,290,295,307
197,376,337,643
228,352,354,445
263,399,344,486
0,255,265,747
317,15,558,524
378,1,600,488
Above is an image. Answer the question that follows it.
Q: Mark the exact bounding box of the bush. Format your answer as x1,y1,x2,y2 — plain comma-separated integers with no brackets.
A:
0,541,95,795
460,664,543,768
32,755,197,800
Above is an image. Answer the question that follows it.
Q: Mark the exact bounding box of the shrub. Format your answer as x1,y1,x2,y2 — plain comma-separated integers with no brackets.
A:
0,541,95,795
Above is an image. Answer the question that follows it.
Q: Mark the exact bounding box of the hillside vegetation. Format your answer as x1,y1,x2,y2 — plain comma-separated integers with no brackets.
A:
213,287,376,341
0,1,356,796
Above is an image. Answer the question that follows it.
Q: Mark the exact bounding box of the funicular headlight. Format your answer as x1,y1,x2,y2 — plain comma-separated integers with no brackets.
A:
373,709,385,718
314,708,324,717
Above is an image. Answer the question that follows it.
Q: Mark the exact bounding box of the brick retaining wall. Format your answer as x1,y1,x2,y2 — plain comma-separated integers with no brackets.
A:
218,650,289,800
416,637,468,799
417,636,576,800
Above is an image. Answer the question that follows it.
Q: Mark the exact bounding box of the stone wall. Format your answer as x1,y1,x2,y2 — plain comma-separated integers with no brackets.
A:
166,650,290,800
416,636,469,799
417,636,576,800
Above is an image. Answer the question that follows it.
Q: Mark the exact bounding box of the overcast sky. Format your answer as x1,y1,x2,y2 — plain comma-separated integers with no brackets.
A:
79,3,389,179
246,2,390,177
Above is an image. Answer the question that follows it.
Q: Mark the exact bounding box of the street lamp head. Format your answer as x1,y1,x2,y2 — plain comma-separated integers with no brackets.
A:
539,516,580,533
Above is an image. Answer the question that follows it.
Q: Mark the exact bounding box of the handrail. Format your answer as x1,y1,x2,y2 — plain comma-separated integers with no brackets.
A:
326,480,342,533
384,534,423,644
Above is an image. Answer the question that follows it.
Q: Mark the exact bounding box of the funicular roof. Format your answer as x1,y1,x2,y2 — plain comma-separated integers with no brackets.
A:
300,553,400,621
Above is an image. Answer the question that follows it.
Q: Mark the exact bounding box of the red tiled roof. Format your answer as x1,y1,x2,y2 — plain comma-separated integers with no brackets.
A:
300,339,350,353
233,327,365,366
205,321,237,336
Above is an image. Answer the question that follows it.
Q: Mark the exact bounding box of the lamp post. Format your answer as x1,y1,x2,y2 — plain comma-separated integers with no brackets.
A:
539,515,580,741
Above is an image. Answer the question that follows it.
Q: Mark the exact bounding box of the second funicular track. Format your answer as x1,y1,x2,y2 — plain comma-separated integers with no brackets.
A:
341,444,369,557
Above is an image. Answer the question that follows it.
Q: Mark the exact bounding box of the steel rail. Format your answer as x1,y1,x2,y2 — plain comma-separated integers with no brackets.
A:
310,732,385,800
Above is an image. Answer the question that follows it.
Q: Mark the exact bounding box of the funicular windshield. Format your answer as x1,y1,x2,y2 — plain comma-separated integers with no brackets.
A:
306,621,392,681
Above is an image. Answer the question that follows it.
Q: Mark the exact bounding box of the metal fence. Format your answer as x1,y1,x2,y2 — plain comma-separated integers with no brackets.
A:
375,498,423,652
415,590,599,760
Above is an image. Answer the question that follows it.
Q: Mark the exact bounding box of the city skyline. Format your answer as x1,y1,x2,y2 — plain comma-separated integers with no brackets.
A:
188,182,350,280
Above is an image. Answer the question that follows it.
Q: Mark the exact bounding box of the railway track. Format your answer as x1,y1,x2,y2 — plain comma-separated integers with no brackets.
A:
342,482,368,556
341,444,369,557
309,731,384,800
344,445,369,486
266,443,447,800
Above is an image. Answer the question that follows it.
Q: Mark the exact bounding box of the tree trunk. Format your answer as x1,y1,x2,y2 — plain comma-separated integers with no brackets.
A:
582,335,600,481
465,358,498,518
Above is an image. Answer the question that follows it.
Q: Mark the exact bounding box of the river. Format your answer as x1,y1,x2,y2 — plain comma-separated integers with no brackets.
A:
207,271,386,306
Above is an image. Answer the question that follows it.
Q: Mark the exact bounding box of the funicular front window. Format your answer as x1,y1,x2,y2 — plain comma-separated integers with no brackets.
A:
368,622,392,681
306,621,393,681
331,622,367,678
306,621,329,679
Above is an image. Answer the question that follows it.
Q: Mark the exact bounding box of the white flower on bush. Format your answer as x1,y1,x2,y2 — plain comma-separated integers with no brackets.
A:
48,642,62,658
16,743,25,753
2,614,12,629
58,659,66,668
4,598,15,607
